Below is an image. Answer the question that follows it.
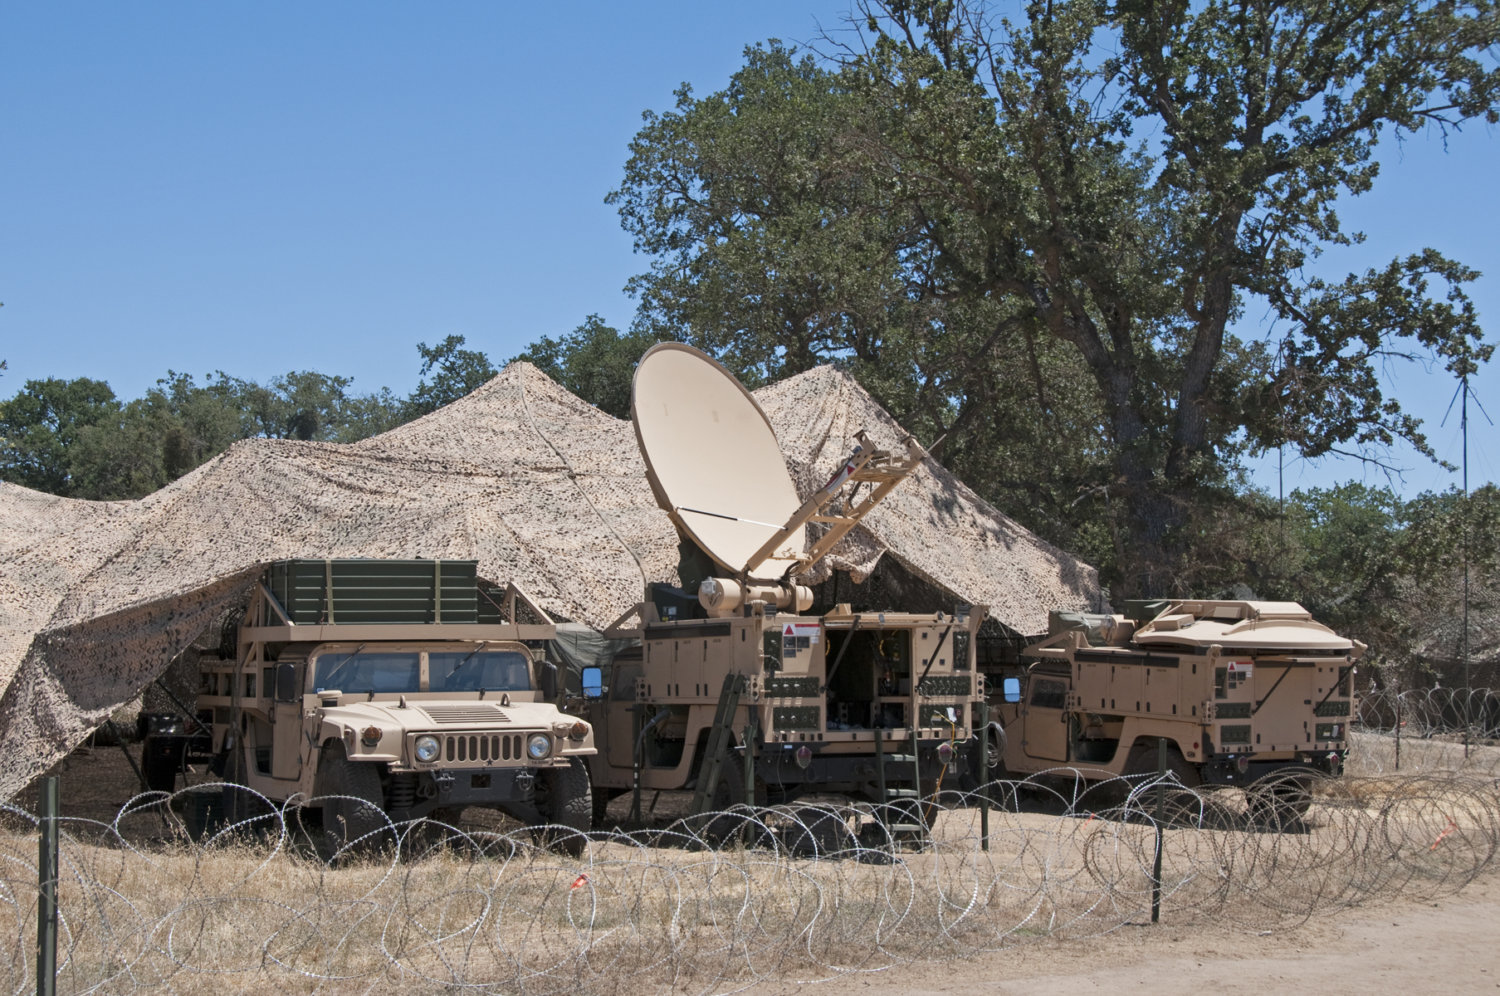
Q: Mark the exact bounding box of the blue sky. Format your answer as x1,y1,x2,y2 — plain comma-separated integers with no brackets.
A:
3,2,1495,498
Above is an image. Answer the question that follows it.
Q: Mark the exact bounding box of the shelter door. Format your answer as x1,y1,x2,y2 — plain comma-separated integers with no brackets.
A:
1022,677,1070,762
605,660,643,771
269,699,304,780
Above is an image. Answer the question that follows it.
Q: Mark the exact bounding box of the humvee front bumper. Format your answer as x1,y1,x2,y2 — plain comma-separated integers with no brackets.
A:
427,766,543,806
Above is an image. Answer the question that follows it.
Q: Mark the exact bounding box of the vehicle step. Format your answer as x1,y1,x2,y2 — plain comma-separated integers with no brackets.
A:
881,754,918,764
884,788,921,798
885,823,926,833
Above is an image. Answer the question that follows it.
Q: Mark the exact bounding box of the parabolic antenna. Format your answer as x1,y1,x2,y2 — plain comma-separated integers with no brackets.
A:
632,343,806,578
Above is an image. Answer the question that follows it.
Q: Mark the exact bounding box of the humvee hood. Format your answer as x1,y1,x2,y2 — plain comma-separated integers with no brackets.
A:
320,699,551,731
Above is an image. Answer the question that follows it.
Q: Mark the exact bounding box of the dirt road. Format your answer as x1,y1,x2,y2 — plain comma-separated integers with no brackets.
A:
754,872,1500,995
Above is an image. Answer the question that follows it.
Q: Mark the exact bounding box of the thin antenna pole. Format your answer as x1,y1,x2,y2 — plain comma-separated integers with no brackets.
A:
1462,373,1471,759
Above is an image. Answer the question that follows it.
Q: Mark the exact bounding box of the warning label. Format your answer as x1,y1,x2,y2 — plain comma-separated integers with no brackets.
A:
781,622,820,655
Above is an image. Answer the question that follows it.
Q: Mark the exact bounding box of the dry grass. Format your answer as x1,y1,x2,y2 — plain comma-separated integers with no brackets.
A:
3,752,1498,996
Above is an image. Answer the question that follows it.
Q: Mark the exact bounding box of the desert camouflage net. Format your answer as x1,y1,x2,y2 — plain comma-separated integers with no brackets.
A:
0,362,1101,799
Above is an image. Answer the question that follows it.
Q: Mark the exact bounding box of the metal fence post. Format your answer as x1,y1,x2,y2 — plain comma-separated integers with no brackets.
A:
1394,688,1402,772
37,774,59,996
977,701,990,851
742,723,756,848
1151,737,1166,924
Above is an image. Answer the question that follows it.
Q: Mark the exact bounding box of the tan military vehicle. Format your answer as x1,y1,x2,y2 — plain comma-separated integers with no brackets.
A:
985,599,1363,818
150,560,595,853
575,344,984,840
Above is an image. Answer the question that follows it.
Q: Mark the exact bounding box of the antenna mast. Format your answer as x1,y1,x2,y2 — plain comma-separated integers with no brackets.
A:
1442,364,1492,759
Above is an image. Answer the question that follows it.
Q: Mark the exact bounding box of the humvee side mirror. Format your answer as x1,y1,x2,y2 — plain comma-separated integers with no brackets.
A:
1002,677,1021,703
537,661,559,702
581,666,604,699
275,663,299,702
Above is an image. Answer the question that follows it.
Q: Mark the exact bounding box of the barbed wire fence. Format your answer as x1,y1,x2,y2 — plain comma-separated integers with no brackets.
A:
1357,686,1500,743
2,725,1498,995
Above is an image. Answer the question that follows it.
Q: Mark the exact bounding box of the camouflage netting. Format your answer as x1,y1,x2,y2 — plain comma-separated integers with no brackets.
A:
0,362,1101,798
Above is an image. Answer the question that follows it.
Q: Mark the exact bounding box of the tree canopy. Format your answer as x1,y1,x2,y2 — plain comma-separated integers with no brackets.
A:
2,2,1497,688
610,0,1498,597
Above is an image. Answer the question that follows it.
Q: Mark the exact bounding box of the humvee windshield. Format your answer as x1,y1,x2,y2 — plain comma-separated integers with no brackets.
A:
311,649,534,694
428,651,532,692
315,651,420,693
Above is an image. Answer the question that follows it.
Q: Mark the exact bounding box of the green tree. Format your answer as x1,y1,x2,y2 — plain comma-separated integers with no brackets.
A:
0,377,121,495
337,386,405,442
405,336,498,418
1249,483,1500,688
512,315,661,419
613,2,1498,597
0,367,408,500
611,44,1113,557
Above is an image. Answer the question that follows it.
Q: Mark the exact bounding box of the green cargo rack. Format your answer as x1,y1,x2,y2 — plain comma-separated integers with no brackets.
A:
265,559,494,625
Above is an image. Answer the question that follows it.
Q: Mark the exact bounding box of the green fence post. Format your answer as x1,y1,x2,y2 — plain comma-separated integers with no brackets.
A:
742,722,757,848
37,774,58,996
977,701,990,851
1151,737,1166,924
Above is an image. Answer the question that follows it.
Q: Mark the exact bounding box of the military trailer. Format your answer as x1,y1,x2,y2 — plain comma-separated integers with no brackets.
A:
145,559,595,853
574,344,984,838
984,599,1363,817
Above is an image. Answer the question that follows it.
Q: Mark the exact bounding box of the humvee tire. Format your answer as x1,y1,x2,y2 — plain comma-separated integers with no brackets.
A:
1247,774,1313,829
699,755,753,844
182,787,225,841
591,787,623,830
319,742,389,853
534,757,591,858
1119,740,1205,824
785,805,857,857
962,725,1009,804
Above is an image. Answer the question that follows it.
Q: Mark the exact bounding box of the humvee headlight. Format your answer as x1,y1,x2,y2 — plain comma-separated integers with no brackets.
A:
527,733,553,759
414,735,441,763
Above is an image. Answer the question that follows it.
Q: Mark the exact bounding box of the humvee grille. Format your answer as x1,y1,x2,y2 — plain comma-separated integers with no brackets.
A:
444,733,525,763
419,704,511,724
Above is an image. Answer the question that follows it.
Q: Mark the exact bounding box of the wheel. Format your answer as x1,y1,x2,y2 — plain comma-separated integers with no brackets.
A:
317,742,390,854
784,805,856,858
685,754,761,845
1247,773,1313,829
963,725,1009,804
591,787,621,830
1120,741,1203,824
533,758,591,858
182,788,225,841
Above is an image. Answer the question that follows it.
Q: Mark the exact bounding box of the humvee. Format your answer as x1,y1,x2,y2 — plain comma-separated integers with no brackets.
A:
983,599,1363,818
144,559,595,853
572,343,985,841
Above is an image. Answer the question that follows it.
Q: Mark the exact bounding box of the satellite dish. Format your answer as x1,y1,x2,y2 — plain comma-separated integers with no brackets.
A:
632,343,805,579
